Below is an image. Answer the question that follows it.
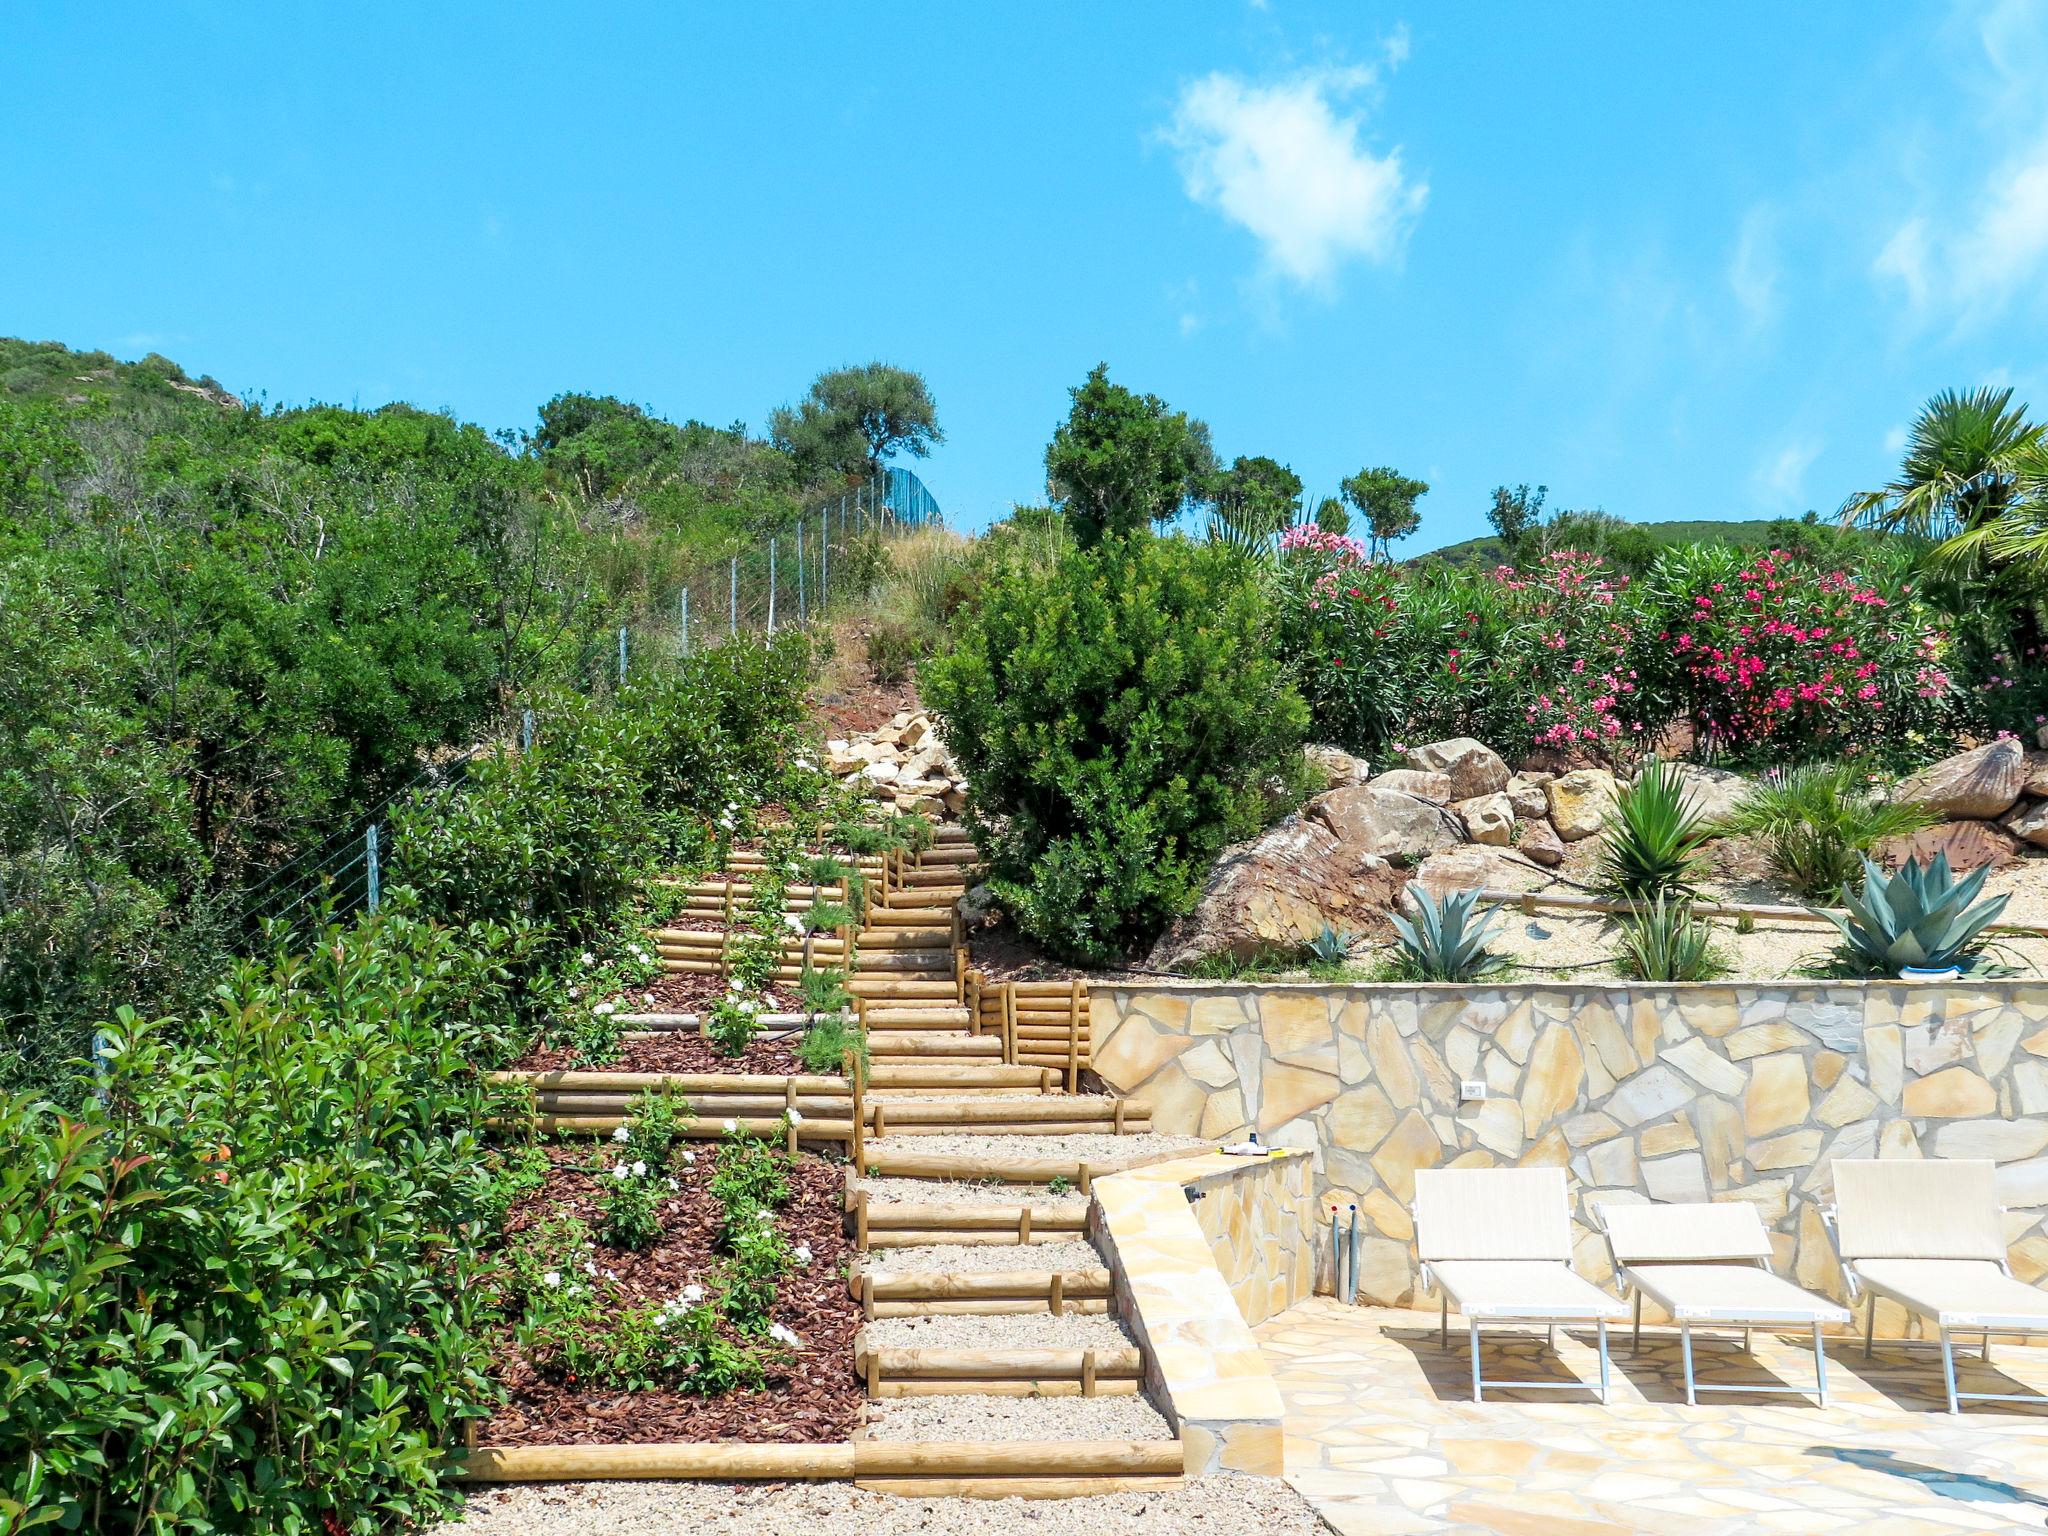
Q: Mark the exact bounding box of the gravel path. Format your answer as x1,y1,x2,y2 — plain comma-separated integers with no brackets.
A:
861,1392,1170,1442
862,1311,1134,1350
861,1240,1102,1274
853,1177,1091,1209
882,1132,1205,1164
441,1476,1325,1535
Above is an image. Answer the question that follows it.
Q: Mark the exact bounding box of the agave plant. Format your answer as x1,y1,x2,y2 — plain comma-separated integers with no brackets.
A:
1307,924,1354,967
1822,853,2010,974
1596,757,1714,902
1615,896,1724,983
1389,886,1506,983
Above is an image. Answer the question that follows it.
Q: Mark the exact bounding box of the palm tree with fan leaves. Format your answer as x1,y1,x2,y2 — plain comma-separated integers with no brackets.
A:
1839,386,2042,540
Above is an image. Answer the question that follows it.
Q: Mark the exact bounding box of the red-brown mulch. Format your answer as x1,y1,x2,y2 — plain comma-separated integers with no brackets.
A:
608,970,731,1014
481,1143,861,1446
516,1030,808,1076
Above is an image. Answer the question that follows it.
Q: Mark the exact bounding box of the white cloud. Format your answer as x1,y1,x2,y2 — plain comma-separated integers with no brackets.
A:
1883,423,1908,456
1161,60,1426,291
1754,438,1823,507
1727,206,1779,327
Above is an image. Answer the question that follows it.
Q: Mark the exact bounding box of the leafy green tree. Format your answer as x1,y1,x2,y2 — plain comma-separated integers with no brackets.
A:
1214,455,1303,539
1313,495,1351,535
1043,364,1218,546
925,534,1306,963
769,363,943,480
1342,466,1429,559
1486,483,1548,562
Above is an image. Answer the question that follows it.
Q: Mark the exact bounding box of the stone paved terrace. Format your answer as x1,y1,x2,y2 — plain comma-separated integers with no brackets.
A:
1257,1299,2048,1535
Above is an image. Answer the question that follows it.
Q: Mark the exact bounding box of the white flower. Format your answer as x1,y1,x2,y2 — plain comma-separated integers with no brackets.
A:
541,1270,561,1289
755,1208,775,1224
786,1109,803,1126
643,991,656,1004
726,978,743,993
724,802,737,812
566,986,580,1000
723,1118,737,1133
579,951,594,967
604,1268,618,1281
737,999,757,1015
583,1261,598,1275
768,1322,802,1348
594,1001,615,1016
717,815,735,830
667,1177,680,1191
682,1282,705,1303
783,914,805,934
631,1160,647,1177
793,1243,812,1266
612,1125,631,1143
680,1149,697,1165
612,1163,630,1182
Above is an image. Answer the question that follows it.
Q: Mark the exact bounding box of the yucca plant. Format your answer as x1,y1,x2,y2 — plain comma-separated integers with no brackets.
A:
1596,757,1714,901
1388,886,1506,982
1718,763,1933,900
1615,896,1724,982
1822,852,2009,975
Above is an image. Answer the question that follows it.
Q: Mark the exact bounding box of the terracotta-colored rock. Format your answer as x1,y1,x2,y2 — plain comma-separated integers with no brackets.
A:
1368,768,1454,805
1400,737,1510,800
1308,785,1463,866
1893,737,2026,819
1878,820,2025,874
1452,792,1515,846
1145,814,1406,969
1515,817,1565,866
1546,769,1620,840
2003,798,2048,849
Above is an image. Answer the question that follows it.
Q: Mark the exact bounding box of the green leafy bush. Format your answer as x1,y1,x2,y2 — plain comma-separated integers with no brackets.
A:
1596,758,1713,901
866,618,932,684
0,911,521,1534
1718,764,1933,899
926,534,1307,963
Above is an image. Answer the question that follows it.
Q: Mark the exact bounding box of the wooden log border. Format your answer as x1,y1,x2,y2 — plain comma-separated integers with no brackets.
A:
453,1437,1181,1485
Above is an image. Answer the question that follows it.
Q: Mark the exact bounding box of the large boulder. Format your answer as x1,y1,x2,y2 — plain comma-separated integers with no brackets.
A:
1303,743,1371,790
1505,775,1552,820
1400,738,1510,800
1516,817,1566,866
1402,845,1555,911
2004,799,2048,849
1670,762,1753,826
1147,815,1405,969
1893,739,2026,820
1453,792,1515,846
1309,785,1464,867
1546,769,1620,840
1878,820,2026,874
1369,768,1454,805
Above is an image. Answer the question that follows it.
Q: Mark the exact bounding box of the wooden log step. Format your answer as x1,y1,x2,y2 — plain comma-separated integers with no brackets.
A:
857,1344,1144,1384
862,1203,1088,1231
862,1006,971,1028
855,1474,1174,1497
862,1269,1112,1302
866,1298,1112,1318
847,978,959,997
854,928,953,948
883,889,963,907
868,1380,1142,1399
868,1035,999,1059
863,1229,1086,1249
915,848,979,866
866,1065,1052,1091
526,1115,855,1142
535,1092,849,1117
861,1148,1147,1183
455,1439,1175,1487
875,1122,1133,1138
865,906,956,927
864,1099,1133,1126
494,1070,847,1095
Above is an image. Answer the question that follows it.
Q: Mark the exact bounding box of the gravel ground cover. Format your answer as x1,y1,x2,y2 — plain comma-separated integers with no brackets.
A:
861,1311,1134,1351
481,1143,861,1446
440,1476,1326,1535
884,1132,1206,1164
860,1240,1102,1275
852,1177,1092,1209
860,1392,1171,1442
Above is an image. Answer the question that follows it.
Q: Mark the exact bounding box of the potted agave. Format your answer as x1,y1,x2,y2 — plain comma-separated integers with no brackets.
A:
1818,852,2009,980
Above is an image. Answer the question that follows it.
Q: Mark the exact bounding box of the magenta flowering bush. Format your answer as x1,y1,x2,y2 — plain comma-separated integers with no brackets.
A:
1270,527,1961,767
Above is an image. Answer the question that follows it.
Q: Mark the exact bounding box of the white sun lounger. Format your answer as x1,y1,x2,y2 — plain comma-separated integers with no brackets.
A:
1597,1199,1850,1405
1824,1158,2048,1414
1413,1166,1626,1403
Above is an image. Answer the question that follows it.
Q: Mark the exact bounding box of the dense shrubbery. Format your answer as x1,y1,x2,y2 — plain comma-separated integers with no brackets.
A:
0,912,526,1534
927,534,1306,964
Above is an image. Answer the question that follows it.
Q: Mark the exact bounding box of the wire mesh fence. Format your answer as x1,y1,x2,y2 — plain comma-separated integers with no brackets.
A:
234,467,940,942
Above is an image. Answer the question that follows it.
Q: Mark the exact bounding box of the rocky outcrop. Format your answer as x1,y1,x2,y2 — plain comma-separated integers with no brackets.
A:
826,710,968,816
1308,786,1463,866
1368,769,1453,805
1147,815,1407,969
2007,798,2048,849
1505,775,1552,821
1893,739,2026,820
1452,791,1514,846
1546,769,1620,841
1402,846,1556,910
1400,738,1510,800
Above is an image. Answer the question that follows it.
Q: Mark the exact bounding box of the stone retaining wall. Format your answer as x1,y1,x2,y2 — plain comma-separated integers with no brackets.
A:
1091,1151,1313,1475
1092,981,2048,1337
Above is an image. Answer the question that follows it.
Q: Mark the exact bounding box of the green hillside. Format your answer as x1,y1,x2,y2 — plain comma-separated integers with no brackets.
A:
0,336,241,413
1413,514,1863,572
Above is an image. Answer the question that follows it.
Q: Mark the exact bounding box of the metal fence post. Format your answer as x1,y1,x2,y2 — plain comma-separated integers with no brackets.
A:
679,587,690,655
618,624,628,686
365,824,380,915
819,506,829,604
796,521,806,621
767,537,777,632
521,708,534,752
729,556,738,636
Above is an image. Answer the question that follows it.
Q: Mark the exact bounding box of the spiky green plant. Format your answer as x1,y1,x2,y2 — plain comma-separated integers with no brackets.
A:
1718,764,1933,900
1595,757,1714,901
1388,886,1506,983
1307,924,1353,967
1615,897,1724,982
1822,853,2009,974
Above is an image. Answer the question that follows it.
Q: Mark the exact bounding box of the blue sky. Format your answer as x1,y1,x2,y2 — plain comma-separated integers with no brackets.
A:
6,2,2048,546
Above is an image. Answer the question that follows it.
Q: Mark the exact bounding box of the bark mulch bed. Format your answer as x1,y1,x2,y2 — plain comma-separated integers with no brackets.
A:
603,970,732,1015
516,1029,809,1077
481,1142,862,1446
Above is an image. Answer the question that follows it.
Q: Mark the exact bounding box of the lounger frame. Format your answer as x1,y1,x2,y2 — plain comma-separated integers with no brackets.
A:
1416,1267,1614,1405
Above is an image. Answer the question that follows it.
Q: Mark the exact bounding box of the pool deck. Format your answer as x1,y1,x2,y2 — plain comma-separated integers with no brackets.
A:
1255,1299,2048,1535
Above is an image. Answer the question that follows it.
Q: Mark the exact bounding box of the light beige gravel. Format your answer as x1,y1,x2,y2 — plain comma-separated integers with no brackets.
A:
861,1240,1102,1275
885,1132,1206,1164
440,1476,1325,1535
860,1392,1171,1442
852,1177,1091,1209
862,1311,1134,1351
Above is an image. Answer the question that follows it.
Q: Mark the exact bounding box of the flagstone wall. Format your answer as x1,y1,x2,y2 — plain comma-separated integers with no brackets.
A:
1090,981,2048,1336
